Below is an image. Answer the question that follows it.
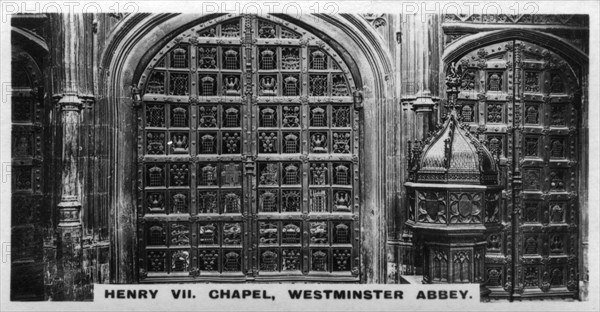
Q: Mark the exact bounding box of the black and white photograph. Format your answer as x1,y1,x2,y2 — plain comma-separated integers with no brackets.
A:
0,1,597,311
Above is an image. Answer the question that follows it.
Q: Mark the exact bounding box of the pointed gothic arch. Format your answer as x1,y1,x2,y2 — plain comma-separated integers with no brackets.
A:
443,29,588,70
439,30,588,299
99,14,393,283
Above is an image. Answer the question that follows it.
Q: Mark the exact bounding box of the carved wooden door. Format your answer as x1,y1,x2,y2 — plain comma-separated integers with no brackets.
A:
137,15,360,282
448,40,580,297
11,49,46,298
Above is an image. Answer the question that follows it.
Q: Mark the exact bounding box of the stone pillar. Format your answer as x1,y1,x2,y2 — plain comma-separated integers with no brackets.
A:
49,13,93,300
401,14,439,140
397,12,442,279
55,94,83,300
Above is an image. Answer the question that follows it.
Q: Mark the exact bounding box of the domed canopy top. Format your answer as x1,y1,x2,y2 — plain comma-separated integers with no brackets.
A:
409,109,498,185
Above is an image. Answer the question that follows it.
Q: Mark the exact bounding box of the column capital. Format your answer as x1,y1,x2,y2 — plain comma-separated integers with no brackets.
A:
57,197,81,227
401,91,440,112
54,93,84,111
57,196,82,208
412,90,438,112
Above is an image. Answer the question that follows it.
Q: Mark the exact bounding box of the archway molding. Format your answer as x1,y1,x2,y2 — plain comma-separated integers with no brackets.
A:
99,13,394,283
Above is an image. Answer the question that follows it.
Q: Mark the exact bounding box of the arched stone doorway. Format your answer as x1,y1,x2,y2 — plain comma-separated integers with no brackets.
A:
441,32,587,299
10,42,48,300
135,14,361,282
100,14,393,284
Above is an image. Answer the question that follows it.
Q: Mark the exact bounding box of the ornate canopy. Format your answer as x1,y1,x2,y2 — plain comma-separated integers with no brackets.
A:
408,108,499,185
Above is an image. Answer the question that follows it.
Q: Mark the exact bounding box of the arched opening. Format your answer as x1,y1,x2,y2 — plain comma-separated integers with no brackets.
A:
10,32,49,300
100,12,392,284
440,35,585,298
128,15,363,282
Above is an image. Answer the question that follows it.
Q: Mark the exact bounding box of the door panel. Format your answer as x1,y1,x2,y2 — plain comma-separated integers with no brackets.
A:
515,40,579,295
137,15,360,282
447,40,579,297
11,49,46,299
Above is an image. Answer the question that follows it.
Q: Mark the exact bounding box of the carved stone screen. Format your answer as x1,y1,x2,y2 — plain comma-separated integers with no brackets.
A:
446,41,580,296
136,15,360,282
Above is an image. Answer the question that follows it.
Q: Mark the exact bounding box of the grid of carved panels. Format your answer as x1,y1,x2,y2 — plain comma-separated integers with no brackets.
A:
139,17,248,277
252,15,358,276
450,40,579,296
517,40,578,295
137,15,359,280
256,219,354,273
256,159,355,273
